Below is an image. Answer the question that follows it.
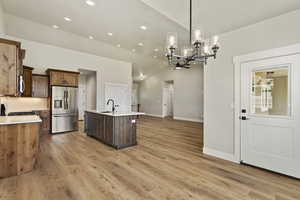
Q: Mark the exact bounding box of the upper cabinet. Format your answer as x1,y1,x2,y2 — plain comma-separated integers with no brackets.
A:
32,74,49,98
0,38,24,96
22,66,33,97
47,69,79,87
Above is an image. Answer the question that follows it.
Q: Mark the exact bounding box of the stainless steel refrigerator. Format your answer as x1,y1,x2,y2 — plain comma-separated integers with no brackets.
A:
51,86,78,133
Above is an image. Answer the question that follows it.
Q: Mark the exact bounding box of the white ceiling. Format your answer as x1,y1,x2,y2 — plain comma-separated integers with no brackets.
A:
2,0,190,80
141,0,300,36
2,0,300,80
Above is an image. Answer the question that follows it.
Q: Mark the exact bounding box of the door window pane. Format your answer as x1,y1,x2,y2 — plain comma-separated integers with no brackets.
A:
251,67,289,116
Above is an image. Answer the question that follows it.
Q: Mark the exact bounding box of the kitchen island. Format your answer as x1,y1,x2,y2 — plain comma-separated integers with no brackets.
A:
0,115,41,178
84,110,144,149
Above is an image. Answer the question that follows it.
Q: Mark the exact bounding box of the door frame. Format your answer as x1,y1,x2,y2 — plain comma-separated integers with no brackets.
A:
233,43,300,163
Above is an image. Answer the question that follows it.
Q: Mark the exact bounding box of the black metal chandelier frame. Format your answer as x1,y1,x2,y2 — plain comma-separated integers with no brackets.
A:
166,0,220,68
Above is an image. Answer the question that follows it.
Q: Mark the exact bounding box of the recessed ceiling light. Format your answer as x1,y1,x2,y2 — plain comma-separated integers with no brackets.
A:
85,0,95,6
140,26,147,30
138,42,144,46
117,44,121,48
89,36,94,40
64,17,72,22
107,32,113,36
154,48,159,52
52,25,59,29
132,49,136,52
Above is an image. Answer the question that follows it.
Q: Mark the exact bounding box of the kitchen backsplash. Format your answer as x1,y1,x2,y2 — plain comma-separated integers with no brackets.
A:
0,97,49,114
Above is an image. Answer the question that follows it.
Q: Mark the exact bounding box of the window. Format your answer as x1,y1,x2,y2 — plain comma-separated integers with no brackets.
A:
251,67,289,116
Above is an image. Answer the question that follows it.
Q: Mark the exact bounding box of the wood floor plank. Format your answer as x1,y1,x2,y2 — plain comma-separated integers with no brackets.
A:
0,116,299,200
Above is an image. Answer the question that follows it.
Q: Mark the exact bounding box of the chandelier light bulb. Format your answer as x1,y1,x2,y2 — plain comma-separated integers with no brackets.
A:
183,49,188,57
193,29,202,43
169,36,176,46
182,47,192,57
204,45,210,54
166,33,178,49
212,35,219,46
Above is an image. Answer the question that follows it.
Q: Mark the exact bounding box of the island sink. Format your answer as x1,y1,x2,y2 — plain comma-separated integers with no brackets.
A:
84,110,144,149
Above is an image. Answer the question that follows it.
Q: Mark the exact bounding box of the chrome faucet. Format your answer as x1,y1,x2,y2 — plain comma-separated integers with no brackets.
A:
107,99,118,112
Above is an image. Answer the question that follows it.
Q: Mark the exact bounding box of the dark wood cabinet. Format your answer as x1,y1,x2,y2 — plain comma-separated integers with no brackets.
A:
47,69,79,87
104,116,114,145
49,71,64,85
22,67,49,98
32,74,49,97
85,111,138,149
63,73,78,86
33,110,50,135
22,66,33,97
0,38,24,96
0,122,40,178
114,116,137,148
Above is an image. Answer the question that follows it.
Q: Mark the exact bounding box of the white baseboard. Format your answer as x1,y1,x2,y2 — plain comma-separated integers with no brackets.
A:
173,116,203,123
203,147,240,163
145,113,163,118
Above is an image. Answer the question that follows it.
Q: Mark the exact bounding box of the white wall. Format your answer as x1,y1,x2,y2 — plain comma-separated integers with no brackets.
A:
139,65,204,122
0,2,5,35
3,36,132,112
105,83,131,113
204,10,300,158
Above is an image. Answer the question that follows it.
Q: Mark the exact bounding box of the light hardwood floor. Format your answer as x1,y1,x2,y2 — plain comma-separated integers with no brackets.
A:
1,116,300,200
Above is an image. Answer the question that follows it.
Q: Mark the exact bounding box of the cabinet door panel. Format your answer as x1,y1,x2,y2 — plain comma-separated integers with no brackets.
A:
114,116,136,148
41,111,50,134
32,75,49,97
87,116,98,137
50,71,64,85
0,43,17,96
63,73,78,87
23,68,32,97
104,116,114,145
96,115,105,140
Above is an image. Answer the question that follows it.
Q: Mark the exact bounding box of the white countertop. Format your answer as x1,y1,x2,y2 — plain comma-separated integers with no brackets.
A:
86,110,145,117
0,115,42,125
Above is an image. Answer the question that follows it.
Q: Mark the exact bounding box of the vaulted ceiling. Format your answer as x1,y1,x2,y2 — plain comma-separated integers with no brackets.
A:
2,0,300,80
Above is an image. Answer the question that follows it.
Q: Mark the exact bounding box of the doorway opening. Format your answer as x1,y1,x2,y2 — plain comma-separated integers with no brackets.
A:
78,69,97,121
132,81,140,112
162,80,174,119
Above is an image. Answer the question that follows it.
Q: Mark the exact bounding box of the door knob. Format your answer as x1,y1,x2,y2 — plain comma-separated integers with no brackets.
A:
239,116,250,120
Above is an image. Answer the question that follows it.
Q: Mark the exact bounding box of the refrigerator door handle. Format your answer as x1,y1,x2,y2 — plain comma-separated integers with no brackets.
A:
63,91,66,109
66,90,69,110
64,90,69,110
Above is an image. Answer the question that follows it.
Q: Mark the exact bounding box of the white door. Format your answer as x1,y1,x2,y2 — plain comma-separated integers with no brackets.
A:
241,54,300,178
163,87,170,117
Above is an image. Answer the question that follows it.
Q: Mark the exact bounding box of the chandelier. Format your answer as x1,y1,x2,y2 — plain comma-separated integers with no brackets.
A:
165,0,220,69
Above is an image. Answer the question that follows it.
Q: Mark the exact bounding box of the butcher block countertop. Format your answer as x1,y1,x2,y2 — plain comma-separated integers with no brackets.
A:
0,115,42,125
